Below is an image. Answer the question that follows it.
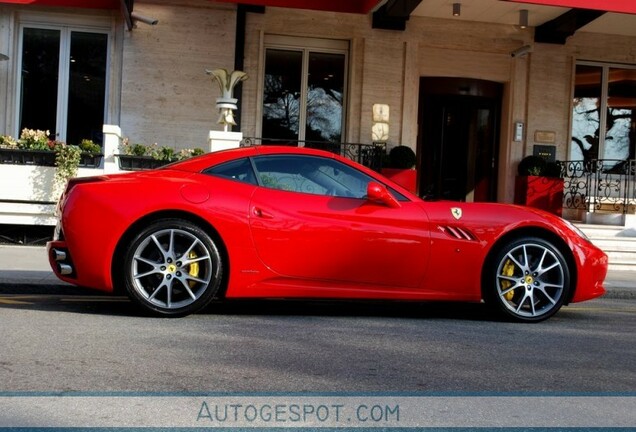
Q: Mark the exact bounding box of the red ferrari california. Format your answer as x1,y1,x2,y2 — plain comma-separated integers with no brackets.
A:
47,145,607,321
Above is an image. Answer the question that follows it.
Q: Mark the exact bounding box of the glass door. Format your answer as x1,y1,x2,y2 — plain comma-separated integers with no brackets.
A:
261,36,348,146
19,26,109,144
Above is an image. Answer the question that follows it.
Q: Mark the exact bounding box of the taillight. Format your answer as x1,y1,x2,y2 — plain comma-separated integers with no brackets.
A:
65,175,108,194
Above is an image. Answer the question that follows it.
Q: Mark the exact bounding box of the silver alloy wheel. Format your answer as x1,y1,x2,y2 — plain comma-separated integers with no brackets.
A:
495,241,566,319
130,228,214,310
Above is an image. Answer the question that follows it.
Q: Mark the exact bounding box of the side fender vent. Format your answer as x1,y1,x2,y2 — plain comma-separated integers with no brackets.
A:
438,225,477,241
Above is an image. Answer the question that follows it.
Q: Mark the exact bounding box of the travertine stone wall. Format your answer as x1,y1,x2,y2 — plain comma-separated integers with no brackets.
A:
525,44,571,161
120,1,236,149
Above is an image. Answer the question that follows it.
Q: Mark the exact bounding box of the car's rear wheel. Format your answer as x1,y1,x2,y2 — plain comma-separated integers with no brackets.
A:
122,219,223,317
485,237,570,323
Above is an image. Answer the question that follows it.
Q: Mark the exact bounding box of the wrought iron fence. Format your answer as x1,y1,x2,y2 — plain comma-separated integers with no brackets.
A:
558,159,636,214
240,137,386,172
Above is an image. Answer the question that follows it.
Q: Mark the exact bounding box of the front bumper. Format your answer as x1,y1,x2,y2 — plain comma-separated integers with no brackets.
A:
571,241,608,303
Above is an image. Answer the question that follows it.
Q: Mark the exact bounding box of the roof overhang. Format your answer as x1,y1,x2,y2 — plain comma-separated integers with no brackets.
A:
503,0,636,15
213,0,383,14
0,0,119,8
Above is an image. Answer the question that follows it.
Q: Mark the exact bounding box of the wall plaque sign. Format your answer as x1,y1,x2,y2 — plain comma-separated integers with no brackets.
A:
534,130,556,144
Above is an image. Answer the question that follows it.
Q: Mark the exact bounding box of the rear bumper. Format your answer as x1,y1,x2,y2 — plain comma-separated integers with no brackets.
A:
46,240,114,293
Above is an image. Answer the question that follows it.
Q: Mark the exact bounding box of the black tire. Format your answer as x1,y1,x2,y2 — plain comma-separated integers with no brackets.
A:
484,237,570,323
122,218,223,317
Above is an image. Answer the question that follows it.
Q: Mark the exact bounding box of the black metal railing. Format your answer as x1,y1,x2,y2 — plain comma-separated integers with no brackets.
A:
559,159,636,214
240,137,386,172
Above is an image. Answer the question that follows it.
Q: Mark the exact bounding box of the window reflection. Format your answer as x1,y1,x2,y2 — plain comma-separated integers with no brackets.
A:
262,49,302,143
571,64,636,168
571,65,602,162
305,52,345,143
261,42,347,146
606,68,635,162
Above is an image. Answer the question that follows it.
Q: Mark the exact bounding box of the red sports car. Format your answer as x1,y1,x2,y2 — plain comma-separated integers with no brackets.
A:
47,146,607,322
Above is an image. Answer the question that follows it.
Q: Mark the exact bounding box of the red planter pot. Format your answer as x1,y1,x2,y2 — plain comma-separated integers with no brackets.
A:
514,175,564,216
382,168,417,194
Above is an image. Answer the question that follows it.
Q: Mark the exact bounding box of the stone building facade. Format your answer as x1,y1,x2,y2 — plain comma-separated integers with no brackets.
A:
1,0,634,206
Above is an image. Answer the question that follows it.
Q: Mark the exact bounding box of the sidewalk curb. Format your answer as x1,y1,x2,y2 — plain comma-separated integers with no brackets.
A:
602,289,636,300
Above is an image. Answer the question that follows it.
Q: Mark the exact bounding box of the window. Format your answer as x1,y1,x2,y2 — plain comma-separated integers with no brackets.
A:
571,63,636,167
17,23,109,145
206,154,408,200
204,158,258,185
252,155,372,198
261,36,348,145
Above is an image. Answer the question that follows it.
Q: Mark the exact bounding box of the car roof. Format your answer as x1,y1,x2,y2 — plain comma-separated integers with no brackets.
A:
167,145,350,173
158,144,421,200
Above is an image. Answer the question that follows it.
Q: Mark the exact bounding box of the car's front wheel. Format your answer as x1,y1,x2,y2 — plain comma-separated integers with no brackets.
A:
122,219,223,317
485,237,570,322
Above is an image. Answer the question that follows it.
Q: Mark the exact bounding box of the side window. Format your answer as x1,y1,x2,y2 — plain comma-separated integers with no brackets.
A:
203,158,258,185
252,155,374,198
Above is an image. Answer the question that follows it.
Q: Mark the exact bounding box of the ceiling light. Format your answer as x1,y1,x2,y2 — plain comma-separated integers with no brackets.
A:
453,3,461,17
519,9,529,29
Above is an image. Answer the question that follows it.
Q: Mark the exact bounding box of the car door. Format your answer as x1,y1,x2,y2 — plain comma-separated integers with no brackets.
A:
248,154,431,289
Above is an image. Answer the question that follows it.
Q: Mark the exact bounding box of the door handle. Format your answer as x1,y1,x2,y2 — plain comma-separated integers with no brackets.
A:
252,207,272,219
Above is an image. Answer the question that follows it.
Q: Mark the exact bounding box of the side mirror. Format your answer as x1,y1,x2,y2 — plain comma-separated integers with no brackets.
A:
367,182,401,208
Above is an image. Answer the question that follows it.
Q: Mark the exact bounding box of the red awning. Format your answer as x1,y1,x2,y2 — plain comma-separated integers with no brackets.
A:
504,0,636,15
213,0,382,14
0,0,119,9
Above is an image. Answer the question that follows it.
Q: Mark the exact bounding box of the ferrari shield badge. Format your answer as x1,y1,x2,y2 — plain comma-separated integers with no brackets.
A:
451,207,463,220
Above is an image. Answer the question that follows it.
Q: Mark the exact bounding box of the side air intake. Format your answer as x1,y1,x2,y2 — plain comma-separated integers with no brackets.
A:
438,225,477,241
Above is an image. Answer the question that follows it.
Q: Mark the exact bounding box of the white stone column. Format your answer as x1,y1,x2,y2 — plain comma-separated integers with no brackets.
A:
208,130,243,152
102,124,122,173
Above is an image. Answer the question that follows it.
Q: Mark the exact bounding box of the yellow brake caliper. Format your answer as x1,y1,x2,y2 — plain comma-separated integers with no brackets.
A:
501,259,516,301
188,251,199,288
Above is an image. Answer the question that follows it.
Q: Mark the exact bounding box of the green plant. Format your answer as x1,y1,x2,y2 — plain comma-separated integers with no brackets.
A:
127,143,151,156
17,128,52,151
517,155,561,178
517,155,546,176
55,143,82,186
176,148,206,160
157,146,175,161
387,145,416,169
121,139,204,162
0,134,18,148
79,139,101,154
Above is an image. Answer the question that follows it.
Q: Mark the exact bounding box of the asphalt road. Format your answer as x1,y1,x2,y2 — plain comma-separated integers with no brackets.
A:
0,293,634,393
